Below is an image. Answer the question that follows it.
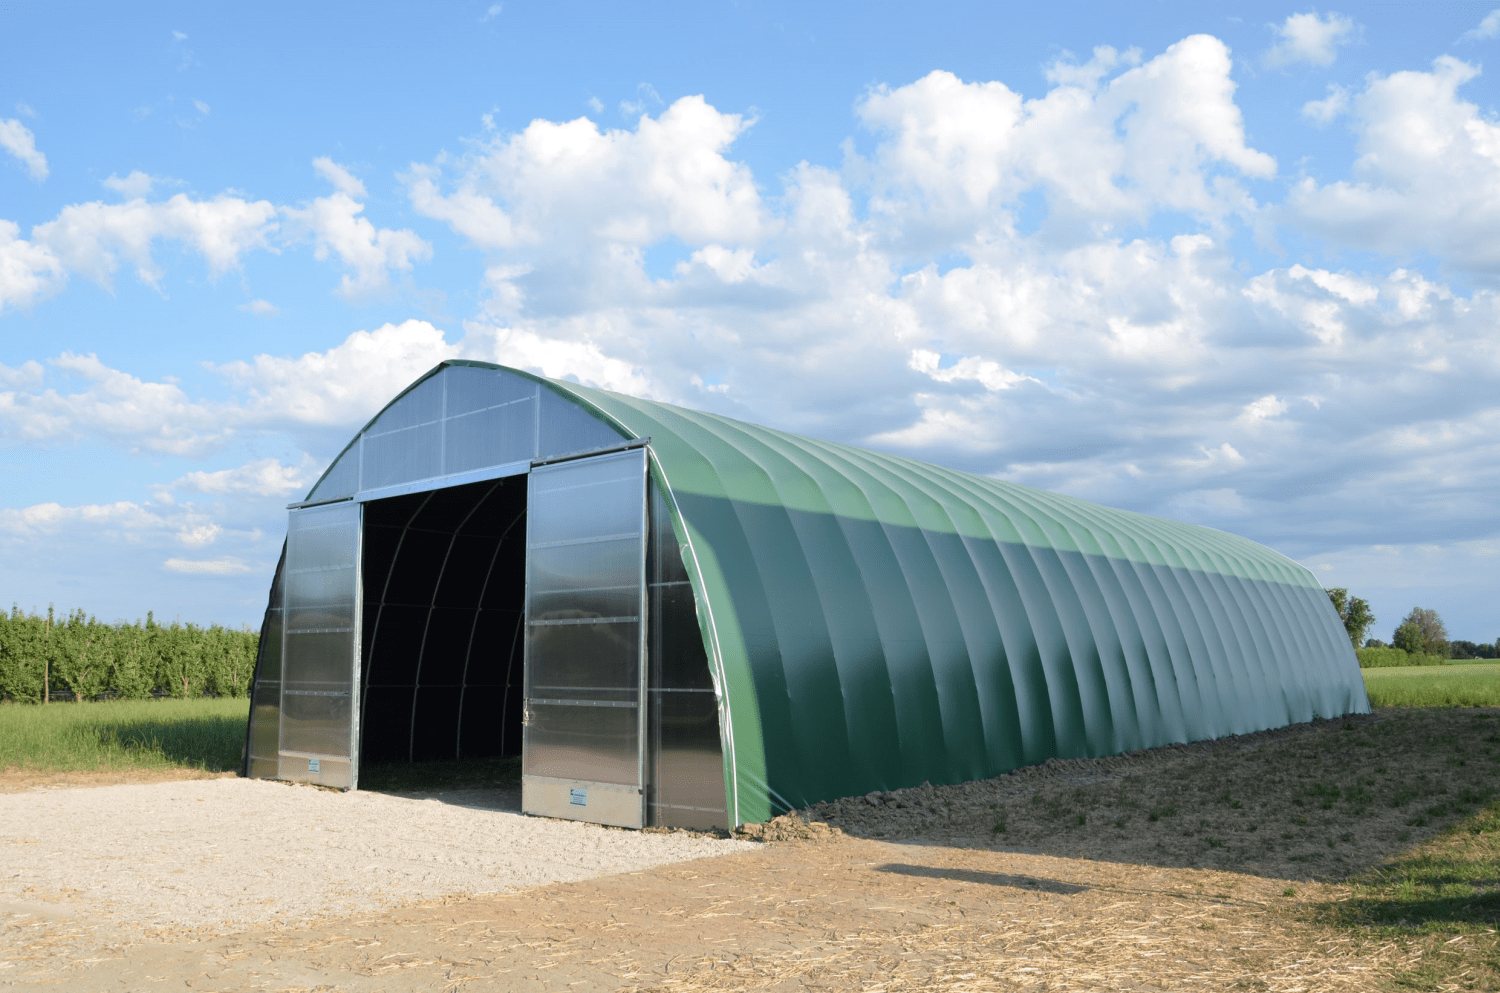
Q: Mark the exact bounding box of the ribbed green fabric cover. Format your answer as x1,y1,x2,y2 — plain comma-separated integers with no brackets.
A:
518,368,1370,825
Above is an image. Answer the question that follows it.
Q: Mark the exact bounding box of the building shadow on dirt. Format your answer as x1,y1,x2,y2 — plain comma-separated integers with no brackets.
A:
877,862,1089,894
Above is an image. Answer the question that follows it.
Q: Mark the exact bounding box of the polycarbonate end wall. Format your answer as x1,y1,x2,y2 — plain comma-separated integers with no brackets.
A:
306,365,620,503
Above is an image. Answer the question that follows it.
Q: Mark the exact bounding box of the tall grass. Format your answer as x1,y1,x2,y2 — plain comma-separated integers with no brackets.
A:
1362,662,1500,709
0,698,249,774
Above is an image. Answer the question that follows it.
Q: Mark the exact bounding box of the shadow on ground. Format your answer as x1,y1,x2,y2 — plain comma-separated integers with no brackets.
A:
359,755,522,810
877,862,1089,894
96,714,246,770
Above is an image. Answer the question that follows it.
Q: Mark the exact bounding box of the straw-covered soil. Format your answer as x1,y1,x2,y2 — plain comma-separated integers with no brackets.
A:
3,708,1497,992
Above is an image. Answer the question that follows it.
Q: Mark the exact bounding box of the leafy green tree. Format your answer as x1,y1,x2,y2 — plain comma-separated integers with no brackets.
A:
50,609,107,702
1325,588,1375,649
1393,607,1448,658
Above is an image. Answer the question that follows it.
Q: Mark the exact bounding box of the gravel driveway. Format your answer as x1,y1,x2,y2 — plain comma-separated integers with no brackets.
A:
0,777,750,933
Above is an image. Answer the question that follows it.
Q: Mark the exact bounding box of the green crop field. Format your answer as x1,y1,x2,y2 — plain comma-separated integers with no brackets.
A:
0,697,249,775
1362,662,1500,709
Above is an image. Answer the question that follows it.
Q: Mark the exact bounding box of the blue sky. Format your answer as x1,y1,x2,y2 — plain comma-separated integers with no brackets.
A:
2,1,1498,642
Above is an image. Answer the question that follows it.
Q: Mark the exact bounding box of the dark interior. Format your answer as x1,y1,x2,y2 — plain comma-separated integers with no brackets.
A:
358,475,528,766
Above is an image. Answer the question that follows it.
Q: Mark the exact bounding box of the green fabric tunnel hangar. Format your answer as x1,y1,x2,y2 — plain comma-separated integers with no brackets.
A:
242,359,1370,829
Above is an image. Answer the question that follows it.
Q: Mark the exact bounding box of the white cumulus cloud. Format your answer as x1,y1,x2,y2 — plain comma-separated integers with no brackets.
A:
32,193,278,288
163,557,252,575
173,457,315,497
855,35,1273,243
284,159,431,296
0,500,169,537
102,170,156,199
0,220,65,311
1462,10,1500,42
407,96,763,286
1302,84,1350,124
0,117,48,180
1266,11,1357,67
0,352,229,455
1287,56,1500,274
219,319,460,427
238,298,278,316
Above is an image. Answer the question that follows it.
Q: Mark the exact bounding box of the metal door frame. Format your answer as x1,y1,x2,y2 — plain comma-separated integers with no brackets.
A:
520,444,649,827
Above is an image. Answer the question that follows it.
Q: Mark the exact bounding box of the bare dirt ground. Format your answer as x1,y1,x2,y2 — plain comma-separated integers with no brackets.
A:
2,709,1497,992
0,767,234,794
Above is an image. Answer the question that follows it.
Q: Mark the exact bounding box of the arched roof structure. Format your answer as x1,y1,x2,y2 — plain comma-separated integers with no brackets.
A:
247,360,1369,826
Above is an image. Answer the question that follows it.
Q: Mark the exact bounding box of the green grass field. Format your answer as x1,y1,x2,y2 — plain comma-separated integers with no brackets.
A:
0,697,249,774
1362,662,1500,709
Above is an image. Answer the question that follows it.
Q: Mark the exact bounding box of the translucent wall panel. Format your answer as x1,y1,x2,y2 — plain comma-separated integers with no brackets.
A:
279,501,361,788
647,486,727,829
523,448,647,828
305,366,620,503
244,550,285,780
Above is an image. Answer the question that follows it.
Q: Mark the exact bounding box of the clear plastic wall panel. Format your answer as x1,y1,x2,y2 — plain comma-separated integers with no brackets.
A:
279,501,361,789
525,620,641,702
651,497,691,587
534,482,642,542
280,692,354,755
525,702,641,785
257,605,284,683
650,582,715,691
524,447,647,827
644,481,727,826
528,538,643,621
307,449,360,503
362,423,443,491
650,689,727,829
367,373,444,434
285,571,361,615
538,387,624,457
286,513,358,570
245,605,285,773
243,551,285,780
280,629,359,684
446,364,538,416
247,680,281,765
444,400,536,474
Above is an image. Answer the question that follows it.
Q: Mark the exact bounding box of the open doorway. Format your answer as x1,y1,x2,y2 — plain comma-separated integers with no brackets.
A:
357,474,528,791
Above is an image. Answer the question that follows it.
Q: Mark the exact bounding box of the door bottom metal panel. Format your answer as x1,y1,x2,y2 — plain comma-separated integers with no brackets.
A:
523,775,644,828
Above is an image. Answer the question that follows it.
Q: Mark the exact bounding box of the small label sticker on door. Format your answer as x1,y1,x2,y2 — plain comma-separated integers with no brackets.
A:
308,758,321,774
569,787,588,807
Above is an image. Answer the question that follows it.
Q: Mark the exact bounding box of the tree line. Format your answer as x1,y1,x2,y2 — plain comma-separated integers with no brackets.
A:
0,606,259,703
1324,588,1497,666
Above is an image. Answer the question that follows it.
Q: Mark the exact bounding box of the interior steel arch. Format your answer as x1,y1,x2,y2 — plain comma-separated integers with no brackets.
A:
245,360,1369,826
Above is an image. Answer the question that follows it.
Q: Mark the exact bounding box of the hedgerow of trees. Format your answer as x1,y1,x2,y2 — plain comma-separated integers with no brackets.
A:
1325,591,1498,667
0,606,258,703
